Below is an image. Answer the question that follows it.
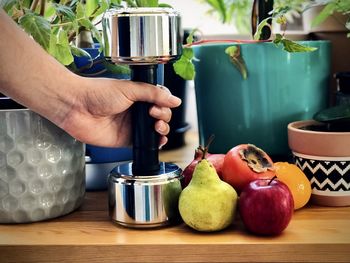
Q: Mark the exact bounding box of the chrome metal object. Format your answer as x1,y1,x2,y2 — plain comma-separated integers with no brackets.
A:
108,162,183,228
103,7,182,65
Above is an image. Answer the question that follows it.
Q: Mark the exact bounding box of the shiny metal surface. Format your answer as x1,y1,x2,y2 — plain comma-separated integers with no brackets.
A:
0,109,85,223
108,162,183,228
103,7,182,65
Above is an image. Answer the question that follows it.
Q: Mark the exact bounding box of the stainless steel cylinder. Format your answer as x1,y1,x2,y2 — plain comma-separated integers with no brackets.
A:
108,162,183,228
103,7,182,65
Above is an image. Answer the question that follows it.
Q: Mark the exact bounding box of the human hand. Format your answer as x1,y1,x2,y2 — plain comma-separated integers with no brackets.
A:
0,10,180,149
59,77,181,148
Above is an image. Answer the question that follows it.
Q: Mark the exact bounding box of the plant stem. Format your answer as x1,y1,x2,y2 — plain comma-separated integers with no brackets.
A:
68,31,77,43
39,0,45,16
51,18,84,27
30,0,39,11
268,175,277,185
185,39,271,47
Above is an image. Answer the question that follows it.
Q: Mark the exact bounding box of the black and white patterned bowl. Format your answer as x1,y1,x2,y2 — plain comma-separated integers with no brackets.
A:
292,152,350,206
288,120,350,206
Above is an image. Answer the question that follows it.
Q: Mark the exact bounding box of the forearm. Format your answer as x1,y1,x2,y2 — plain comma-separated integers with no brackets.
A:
0,9,80,126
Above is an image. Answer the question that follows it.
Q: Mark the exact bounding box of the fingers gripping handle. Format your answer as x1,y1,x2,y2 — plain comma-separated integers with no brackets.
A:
130,65,160,175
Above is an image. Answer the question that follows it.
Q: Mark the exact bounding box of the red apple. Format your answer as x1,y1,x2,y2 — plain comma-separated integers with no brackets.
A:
239,178,294,236
182,147,225,188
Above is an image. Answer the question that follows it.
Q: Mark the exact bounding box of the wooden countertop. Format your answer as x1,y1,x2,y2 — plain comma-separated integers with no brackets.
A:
1,132,350,263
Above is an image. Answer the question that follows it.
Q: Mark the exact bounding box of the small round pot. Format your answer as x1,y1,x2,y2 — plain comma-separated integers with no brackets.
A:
288,120,350,206
0,104,85,223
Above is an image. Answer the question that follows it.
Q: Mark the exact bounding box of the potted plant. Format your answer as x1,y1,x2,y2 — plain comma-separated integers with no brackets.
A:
303,0,350,101
1,1,130,195
0,0,136,223
288,103,350,207
0,0,105,223
173,0,341,159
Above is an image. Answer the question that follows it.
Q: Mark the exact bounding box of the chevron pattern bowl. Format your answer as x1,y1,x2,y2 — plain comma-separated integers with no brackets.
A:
288,120,350,206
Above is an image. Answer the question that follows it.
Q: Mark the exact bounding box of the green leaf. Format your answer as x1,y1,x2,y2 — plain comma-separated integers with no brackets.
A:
173,47,195,80
52,3,76,21
19,12,51,51
273,33,283,45
93,0,110,18
103,61,131,75
21,0,31,9
173,57,195,80
271,6,291,18
110,0,122,5
102,17,110,56
76,1,85,19
253,17,272,40
49,29,74,65
225,46,248,80
158,3,172,8
85,0,99,17
274,37,318,53
203,0,227,23
71,46,92,59
136,0,158,7
79,18,94,29
44,2,56,18
276,15,287,25
72,19,79,36
1,0,18,13
181,48,194,60
311,3,336,28
90,25,103,46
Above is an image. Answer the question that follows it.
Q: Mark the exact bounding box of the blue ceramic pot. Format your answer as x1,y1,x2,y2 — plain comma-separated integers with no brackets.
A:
193,41,331,157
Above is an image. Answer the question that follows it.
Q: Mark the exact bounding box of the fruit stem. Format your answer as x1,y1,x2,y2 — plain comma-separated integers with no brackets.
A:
268,175,277,185
198,134,215,160
198,145,207,160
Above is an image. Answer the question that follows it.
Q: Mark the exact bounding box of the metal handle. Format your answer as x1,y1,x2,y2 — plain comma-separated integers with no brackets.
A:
131,65,160,175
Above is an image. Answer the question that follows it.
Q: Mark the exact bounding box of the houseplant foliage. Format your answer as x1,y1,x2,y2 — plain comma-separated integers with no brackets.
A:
172,0,319,81
1,0,116,67
310,0,350,36
1,0,170,73
201,0,350,35
175,0,349,80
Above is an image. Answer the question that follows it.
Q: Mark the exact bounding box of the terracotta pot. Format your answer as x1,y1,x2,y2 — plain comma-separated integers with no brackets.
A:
303,6,348,33
288,120,350,206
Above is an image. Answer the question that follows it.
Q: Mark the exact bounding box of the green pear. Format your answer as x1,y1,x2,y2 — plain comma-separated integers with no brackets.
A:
178,158,238,232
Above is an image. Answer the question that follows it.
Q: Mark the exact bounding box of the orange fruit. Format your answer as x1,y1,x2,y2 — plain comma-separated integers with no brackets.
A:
274,162,312,210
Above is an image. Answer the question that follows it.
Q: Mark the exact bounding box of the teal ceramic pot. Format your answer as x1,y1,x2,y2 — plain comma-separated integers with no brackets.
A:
193,41,331,157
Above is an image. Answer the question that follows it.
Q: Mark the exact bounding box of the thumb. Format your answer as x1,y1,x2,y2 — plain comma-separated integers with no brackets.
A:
122,81,182,108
